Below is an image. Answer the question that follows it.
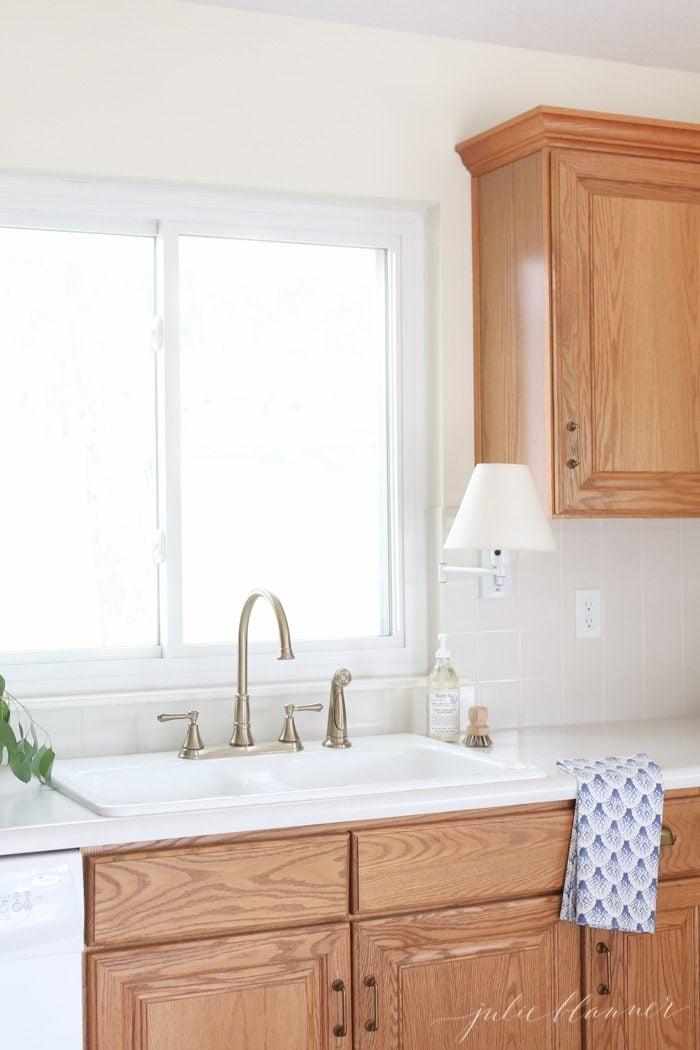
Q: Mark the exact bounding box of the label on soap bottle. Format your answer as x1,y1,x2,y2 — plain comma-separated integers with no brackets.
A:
427,689,460,737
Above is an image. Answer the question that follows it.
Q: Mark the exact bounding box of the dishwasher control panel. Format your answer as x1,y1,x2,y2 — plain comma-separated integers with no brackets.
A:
0,851,83,951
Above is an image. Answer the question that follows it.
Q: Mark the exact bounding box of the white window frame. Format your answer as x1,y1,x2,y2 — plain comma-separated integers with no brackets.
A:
0,175,428,698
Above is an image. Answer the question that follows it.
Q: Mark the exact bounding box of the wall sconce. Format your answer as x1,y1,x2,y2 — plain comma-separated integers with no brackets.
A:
439,463,556,597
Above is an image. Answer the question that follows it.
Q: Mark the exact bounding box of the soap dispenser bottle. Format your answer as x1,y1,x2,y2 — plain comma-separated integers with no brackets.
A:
426,634,460,742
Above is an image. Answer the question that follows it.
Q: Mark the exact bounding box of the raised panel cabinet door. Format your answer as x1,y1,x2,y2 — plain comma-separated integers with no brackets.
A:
552,148,700,515
582,880,700,1050
353,896,582,1050
86,923,352,1050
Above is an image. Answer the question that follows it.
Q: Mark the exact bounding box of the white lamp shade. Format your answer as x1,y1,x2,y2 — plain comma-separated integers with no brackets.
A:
444,463,556,552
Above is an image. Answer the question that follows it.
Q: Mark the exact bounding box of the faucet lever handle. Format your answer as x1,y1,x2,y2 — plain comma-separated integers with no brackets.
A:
157,710,205,757
278,702,323,749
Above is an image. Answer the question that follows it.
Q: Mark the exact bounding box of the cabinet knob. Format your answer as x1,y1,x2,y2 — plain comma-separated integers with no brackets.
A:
660,824,677,847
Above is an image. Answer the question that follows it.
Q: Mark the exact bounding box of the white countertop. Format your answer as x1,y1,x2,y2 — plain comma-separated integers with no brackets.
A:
2,716,699,856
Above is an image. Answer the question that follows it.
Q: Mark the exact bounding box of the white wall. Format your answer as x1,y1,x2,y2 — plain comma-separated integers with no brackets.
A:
5,0,700,504
4,0,700,734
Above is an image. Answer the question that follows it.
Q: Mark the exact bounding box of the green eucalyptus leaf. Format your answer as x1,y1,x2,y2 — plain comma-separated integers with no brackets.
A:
0,718,17,761
36,746,55,786
9,744,32,783
0,680,55,785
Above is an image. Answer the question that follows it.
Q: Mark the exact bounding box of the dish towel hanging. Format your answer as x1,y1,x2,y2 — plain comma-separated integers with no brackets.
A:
557,753,664,934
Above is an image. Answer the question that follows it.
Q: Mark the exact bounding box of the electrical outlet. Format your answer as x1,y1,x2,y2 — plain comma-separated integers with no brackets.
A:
575,589,601,639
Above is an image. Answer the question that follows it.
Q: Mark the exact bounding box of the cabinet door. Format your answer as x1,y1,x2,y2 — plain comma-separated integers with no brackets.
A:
552,148,700,515
583,879,700,1050
354,895,582,1050
87,923,351,1050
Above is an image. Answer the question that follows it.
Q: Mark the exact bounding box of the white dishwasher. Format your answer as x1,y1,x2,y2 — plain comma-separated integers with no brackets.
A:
0,849,84,1050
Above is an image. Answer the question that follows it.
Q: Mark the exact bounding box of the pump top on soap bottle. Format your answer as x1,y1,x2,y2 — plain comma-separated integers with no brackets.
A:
426,633,460,742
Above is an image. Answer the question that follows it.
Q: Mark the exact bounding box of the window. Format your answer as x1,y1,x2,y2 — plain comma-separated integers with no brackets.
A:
0,178,427,695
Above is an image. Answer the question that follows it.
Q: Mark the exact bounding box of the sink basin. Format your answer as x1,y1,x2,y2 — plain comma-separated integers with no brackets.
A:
51,733,546,817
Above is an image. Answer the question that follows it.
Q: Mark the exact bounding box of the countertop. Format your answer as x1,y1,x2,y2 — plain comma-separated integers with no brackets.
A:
2,716,700,856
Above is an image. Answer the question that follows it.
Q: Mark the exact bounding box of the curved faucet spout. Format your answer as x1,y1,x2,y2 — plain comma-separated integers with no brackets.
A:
231,588,295,748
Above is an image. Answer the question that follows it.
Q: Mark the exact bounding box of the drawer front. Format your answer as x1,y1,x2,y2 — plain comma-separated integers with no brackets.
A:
353,810,573,915
659,798,700,880
86,833,349,946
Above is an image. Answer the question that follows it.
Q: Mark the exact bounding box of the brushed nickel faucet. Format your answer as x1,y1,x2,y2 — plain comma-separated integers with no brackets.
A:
158,588,335,759
323,668,352,748
231,587,295,748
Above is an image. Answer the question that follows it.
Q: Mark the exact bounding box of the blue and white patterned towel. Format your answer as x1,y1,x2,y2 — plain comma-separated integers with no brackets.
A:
557,753,664,934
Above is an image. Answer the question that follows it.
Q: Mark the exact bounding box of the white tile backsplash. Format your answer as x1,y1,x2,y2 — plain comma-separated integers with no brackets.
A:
561,527,603,577
521,628,562,679
440,517,700,731
602,528,642,577
642,526,681,574
602,576,643,624
563,673,605,724
477,629,519,681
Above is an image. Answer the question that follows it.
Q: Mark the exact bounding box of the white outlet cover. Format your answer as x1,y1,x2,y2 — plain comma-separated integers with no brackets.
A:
575,588,601,639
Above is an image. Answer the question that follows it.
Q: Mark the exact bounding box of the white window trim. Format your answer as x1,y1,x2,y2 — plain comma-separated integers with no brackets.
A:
0,175,428,699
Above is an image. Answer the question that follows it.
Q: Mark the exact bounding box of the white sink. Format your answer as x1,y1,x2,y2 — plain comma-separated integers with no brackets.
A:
51,734,546,817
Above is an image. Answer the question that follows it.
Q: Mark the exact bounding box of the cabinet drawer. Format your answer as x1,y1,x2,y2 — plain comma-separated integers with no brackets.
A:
85,833,349,947
353,810,572,914
659,798,700,881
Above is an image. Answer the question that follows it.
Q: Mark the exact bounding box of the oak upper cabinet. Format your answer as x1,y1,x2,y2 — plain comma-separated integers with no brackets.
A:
353,896,582,1050
457,106,700,516
582,878,700,1050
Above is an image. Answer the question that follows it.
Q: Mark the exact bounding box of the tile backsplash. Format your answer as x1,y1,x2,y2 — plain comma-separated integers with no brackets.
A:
440,517,700,730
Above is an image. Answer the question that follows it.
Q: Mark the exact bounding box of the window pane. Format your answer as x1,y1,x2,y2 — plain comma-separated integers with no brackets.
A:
179,236,391,644
0,228,158,651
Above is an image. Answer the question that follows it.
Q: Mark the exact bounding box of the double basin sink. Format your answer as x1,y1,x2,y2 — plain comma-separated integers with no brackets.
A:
51,733,546,817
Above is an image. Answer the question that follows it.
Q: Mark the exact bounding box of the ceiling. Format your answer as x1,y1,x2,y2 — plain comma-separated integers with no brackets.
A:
180,0,700,74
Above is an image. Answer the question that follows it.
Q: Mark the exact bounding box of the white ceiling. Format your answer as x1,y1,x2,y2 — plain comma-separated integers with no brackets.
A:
180,0,700,74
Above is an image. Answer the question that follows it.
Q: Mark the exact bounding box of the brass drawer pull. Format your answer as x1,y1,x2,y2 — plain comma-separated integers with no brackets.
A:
364,975,379,1032
596,941,612,995
660,824,677,847
566,421,580,468
331,979,347,1038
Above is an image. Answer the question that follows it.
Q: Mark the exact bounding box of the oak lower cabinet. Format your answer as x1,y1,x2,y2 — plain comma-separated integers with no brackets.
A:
456,106,700,517
353,895,582,1050
582,878,700,1050
87,924,352,1050
83,832,353,1050
83,792,700,1050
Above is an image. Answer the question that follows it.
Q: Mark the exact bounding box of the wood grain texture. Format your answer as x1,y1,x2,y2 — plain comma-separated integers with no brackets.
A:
457,105,700,176
658,798,700,881
469,111,700,515
87,923,351,1050
583,879,700,1050
552,148,700,515
353,810,573,915
354,895,582,1050
85,833,349,947
475,152,554,513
